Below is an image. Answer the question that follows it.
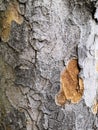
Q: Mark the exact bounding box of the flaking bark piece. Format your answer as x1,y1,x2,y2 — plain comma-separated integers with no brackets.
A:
55,59,84,106
0,0,23,42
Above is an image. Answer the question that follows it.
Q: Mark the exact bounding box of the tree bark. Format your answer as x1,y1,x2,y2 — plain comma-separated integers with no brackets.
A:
0,0,98,130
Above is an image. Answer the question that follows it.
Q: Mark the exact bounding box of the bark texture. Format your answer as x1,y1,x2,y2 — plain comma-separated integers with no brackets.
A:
0,0,98,130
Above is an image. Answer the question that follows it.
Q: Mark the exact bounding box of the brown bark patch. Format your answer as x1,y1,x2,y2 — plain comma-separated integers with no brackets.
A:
55,59,84,106
0,1,23,42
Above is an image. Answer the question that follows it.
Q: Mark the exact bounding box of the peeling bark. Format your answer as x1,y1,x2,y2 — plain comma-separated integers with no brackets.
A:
55,59,84,106
0,0,98,130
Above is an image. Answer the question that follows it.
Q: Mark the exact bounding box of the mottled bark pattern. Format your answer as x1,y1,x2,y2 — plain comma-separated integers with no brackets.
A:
0,0,98,130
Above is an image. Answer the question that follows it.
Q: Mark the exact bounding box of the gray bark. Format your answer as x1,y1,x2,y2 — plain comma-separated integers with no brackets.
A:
0,0,98,130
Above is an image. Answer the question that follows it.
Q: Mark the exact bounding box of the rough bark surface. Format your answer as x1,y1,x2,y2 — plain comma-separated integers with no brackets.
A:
0,0,98,130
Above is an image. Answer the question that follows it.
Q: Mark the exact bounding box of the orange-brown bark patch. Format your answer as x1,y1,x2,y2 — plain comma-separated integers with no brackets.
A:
0,1,23,42
55,59,84,106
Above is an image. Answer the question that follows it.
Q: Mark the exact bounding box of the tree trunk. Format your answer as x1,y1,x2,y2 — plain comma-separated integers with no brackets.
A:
0,0,98,130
